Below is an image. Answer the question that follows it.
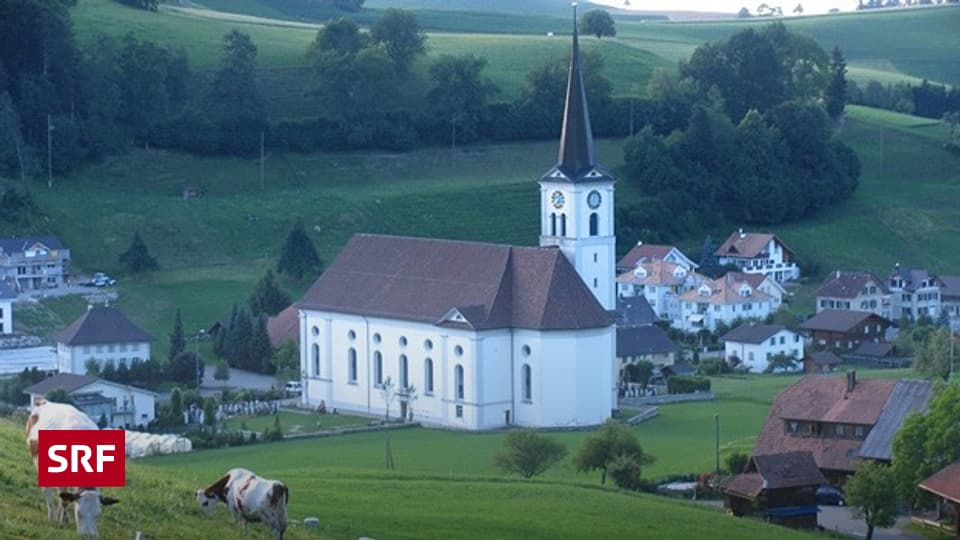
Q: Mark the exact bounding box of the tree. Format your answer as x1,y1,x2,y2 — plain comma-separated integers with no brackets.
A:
277,220,321,280
45,388,74,405
248,269,291,316
825,47,847,120
579,9,616,39
169,351,199,386
169,308,186,363
793,3,804,13
0,91,28,180
623,360,654,389
273,341,299,383
370,8,425,75
202,397,216,428
608,453,650,491
738,6,753,16
845,461,899,540
725,451,749,474
101,359,117,381
250,314,275,373
169,387,183,419
97,413,108,429
204,30,266,155
493,430,567,478
308,18,366,58
214,360,230,383
914,327,952,380
573,420,654,484
427,54,499,146
118,231,159,274
764,352,799,373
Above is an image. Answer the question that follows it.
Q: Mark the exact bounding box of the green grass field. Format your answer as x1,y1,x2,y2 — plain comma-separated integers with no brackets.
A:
222,410,371,434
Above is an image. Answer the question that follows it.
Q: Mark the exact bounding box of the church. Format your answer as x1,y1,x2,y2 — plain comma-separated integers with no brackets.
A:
297,18,618,430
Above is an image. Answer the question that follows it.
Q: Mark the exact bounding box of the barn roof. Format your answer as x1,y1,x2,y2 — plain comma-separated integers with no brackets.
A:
920,463,960,503
859,379,932,461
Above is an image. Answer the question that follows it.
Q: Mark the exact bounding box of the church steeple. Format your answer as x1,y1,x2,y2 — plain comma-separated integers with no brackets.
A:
542,3,611,184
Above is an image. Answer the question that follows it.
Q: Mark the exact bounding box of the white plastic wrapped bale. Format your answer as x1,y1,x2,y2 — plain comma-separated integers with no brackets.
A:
124,431,193,458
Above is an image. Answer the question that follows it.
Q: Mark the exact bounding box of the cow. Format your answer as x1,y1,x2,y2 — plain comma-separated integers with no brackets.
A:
25,400,120,537
197,468,288,540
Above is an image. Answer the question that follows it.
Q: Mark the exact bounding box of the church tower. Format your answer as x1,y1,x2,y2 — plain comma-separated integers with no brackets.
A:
539,5,616,311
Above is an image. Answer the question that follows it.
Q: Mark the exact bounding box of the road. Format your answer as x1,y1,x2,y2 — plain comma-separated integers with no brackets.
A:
200,367,279,395
819,506,924,540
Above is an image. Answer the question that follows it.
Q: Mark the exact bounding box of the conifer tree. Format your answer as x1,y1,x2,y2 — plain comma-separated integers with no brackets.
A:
250,314,275,373
825,46,847,120
248,269,291,316
118,231,159,274
169,308,186,362
277,220,321,280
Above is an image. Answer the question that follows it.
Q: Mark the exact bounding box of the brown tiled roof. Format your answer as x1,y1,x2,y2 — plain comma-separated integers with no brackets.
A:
816,271,887,298
920,463,960,502
616,260,689,286
53,306,153,345
617,243,674,270
723,472,765,498
722,323,787,344
799,310,888,333
678,274,773,305
267,305,299,348
751,451,827,489
852,342,895,358
807,351,843,367
298,234,614,331
716,231,794,259
753,375,897,472
24,373,97,395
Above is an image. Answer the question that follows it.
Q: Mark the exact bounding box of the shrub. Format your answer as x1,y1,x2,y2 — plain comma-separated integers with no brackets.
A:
667,375,711,394
493,430,567,478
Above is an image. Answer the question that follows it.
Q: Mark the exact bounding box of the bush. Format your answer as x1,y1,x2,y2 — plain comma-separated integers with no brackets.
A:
493,430,567,478
725,451,749,474
697,359,731,376
667,375,711,394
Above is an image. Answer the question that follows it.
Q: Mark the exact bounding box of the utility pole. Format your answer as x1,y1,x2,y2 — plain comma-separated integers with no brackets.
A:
259,131,265,192
47,114,53,189
715,412,720,476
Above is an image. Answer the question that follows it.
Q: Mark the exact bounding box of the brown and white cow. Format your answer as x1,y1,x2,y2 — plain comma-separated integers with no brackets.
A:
26,400,121,537
197,468,288,540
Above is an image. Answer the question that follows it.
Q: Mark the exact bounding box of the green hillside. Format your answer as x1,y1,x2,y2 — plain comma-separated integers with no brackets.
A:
0,418,820,540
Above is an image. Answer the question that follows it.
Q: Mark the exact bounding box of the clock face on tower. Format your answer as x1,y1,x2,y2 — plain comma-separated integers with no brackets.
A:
587,190,602,209
551,191,565,209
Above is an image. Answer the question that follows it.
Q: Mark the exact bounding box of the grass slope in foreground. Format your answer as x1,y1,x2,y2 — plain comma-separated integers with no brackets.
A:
0,420,819,540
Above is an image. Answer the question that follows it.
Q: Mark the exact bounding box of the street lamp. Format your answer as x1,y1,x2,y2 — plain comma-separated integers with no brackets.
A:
196,329,205,390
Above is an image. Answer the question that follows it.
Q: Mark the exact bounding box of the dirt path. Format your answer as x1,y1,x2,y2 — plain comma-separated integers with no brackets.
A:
161,5,325,30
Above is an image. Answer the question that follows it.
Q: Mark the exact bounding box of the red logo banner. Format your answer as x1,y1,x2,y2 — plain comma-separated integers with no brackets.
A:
37,430,126,487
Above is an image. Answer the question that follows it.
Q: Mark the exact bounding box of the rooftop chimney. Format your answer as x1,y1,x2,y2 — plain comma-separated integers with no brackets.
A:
738,228,745,238
846,370,856,393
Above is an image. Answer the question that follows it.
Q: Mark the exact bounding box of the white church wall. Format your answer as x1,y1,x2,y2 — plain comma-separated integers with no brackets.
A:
474,330,512,429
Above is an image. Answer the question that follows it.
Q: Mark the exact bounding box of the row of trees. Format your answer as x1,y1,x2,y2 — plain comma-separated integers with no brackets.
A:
213,304,275,374
848,78,960,119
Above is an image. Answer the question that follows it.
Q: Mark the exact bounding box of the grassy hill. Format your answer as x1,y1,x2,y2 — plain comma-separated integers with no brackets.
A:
0,417,824,540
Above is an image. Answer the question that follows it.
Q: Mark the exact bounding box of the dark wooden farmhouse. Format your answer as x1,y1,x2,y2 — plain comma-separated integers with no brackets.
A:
723,451,826,529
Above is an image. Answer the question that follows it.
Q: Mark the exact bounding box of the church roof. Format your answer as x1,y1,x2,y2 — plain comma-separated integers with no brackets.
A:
298,234,614,331
539,5,612,185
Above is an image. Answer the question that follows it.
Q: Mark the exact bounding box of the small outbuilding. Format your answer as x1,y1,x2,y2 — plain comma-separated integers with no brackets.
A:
804,351,843,373
918,463,960,539
723,451,826,530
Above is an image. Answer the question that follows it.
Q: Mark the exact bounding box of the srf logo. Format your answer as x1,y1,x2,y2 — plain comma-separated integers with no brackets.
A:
37,430,126,487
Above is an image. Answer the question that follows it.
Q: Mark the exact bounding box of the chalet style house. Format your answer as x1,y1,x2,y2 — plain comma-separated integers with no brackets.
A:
727,271,787,310
723,451,826,530
887,265,944,321
0,236,71,291
615,259,708,324
799,309,892,350
616,242,698,273
816,271,889,318
677,273,774,332
715,230,799,283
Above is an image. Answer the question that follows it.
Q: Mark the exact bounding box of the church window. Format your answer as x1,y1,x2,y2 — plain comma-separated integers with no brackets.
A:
348,330,356,341
399,336,408,347
373,333,382,344
424,358,434,394
560,214,567,237
522,364,532,402
454,345,464,357
455,364,464,401
589,213,598,236
456,405,463,418
311,326,319,337
312,344,320,377
521,345,531,357
399,354,409,389
593,278,598,288
594,253,598,263
348,348,357,383
373,352,383,386
424,339,433,351
550,213,557,236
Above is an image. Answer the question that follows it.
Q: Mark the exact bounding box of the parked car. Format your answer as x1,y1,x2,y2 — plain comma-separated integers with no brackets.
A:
285,381,302,395
92,272,117,287
816,485,845,506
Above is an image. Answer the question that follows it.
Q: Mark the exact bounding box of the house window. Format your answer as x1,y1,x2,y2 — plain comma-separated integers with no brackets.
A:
713,305,720,312
312,344,320,376
374,352,383,386
454,345,464,357
593,278,598,288
348,348,357,383
593,253,598,263
788,421,799,433
589,213,598,236
399,336,407,347
522,364,532,402
456,404,463,418
835,424,845,436
455,364,464,401
108,344,115,353
748,352,754,361
96,345,104,353
820,300,826,308
779,336,785,345
348,330,356,340
424,339,433,351
854,425,864,438
399,354,408,389
424,358,434,394
770,338,776,346
521,345,531,357
373,333,382,344
794,334,800,343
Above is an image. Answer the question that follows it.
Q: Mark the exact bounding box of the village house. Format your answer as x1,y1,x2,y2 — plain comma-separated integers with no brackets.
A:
753,372,931,484
616,242,698,273
727,271,787,310
54,305,153,374
919,463,960,539
615,259,708,323
24,373,157,428
887,265,943,321
0,236,71,291
722,323,803,373
803,351,843,374
677,273,774,333
723,451,826,530
816,271,889,318
0,279,14,334
715,230,799,283
940,275,960,321
799,309,892,350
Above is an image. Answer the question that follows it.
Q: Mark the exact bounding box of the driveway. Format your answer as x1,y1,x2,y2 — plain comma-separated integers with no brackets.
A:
818,506,923,540
200,367,278,394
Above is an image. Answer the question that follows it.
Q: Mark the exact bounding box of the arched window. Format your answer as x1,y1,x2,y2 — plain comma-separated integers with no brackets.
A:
312,344,320,377
455,364,464,401
560,214,567,237
589,213,598,236
399,354,408,389
373,351,383,386
550,213,557,236
522,364,532,402
348,348,357,383
424,358,434,394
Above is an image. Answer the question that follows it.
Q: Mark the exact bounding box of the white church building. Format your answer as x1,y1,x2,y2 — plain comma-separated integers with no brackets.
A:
298,19,618,430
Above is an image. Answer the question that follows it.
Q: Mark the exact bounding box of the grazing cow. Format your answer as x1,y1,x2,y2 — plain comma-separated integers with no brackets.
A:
197,468,288,540
25,400,121,537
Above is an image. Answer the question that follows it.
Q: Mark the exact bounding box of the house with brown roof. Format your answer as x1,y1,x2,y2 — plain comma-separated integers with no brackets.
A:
919,463,960,538
727,271,787,310
753,373,931,484
803,351,843,373
715,230,799,283
816,271,889,318
723,451,826,529
616,241,698,273
722,323,803,373
677,273,775,332
615,259,708,324
297,22,617,431
799,309,892,350
24,373,157,427
54,305,152,374
267,304,299,349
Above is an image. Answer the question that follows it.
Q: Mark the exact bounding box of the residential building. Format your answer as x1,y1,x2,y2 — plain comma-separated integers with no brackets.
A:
0,236,71,291
723,451,826,530
722,323,803,373
615,296,657,328
727,271,787,310
54,306,153,374
887,265,943,320
616,242,698,273
297,25,617,431
24,373,157,428
677,273,775,333
616,259,708,323
799,310,892,350
617,326,676,369
0,279,14,334
753,373,931,484
715,230,799,283
815,271,889,318
847,342,908,368
941,275,960,320
919,464,960,539
803,351,843,374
